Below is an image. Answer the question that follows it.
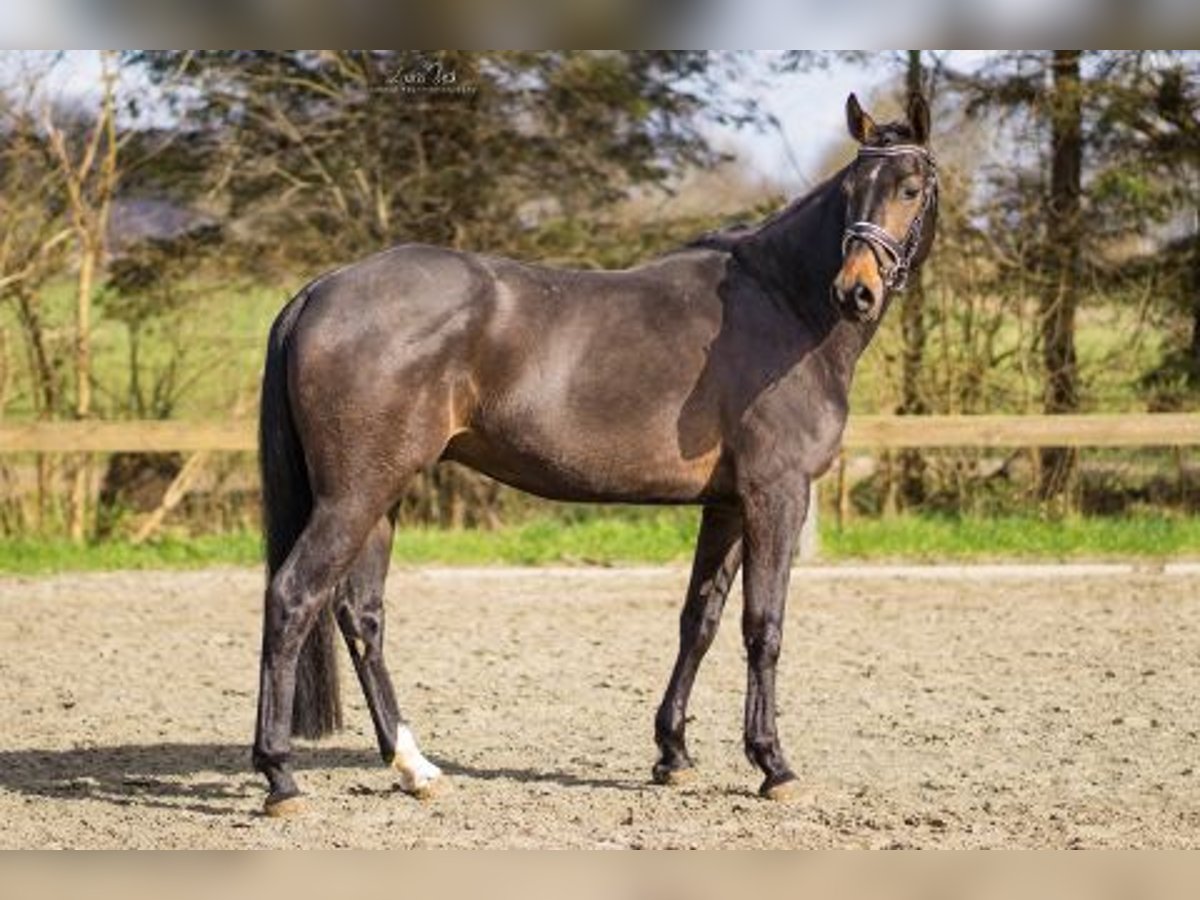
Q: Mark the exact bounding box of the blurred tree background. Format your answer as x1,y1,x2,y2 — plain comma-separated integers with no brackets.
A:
0,50,1196,543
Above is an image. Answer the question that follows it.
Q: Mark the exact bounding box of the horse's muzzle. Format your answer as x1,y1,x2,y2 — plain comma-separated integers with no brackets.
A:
833,244,885,322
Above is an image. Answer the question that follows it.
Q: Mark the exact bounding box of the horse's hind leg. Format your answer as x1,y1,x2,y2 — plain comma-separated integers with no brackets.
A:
253,497,380,813
653,504,743,785
334,514,400,761
334,511,442,797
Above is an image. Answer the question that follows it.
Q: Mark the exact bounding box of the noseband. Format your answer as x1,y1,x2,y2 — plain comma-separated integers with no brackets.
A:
842,144,938,293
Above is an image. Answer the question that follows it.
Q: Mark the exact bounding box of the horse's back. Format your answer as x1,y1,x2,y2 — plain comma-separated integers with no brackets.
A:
292,241,729,376
296,244,493,345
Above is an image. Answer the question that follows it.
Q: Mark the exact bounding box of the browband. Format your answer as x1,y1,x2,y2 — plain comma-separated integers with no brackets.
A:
855,143,935,160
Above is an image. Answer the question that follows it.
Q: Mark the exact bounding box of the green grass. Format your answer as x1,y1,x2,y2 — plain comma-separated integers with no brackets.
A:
822,513,1200,562
1,512,1197,575
0,532,264,574
0,512,701,575
389,512,700,566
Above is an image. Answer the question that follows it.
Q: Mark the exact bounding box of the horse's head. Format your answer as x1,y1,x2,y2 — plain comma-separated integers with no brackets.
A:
832,92,938,323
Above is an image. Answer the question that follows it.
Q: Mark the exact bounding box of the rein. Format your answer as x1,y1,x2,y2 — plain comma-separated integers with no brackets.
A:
841,144,938,293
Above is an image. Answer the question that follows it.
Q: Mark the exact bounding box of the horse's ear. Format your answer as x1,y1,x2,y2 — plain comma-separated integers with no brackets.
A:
907,93,931,145
845,93,877,144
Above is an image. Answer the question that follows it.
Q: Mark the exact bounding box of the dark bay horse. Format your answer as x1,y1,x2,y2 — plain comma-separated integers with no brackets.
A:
253,93,939,815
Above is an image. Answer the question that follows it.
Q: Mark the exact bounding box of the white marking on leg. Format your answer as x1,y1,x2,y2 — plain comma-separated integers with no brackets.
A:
393,724,442,793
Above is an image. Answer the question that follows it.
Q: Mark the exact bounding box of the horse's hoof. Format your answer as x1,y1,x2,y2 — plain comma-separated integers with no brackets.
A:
759,775,803,802
263,792,306,818
652,765,696,786
395,757,445,801
403,777,445,801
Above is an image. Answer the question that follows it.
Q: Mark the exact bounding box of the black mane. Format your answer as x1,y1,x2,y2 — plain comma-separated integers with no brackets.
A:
682,114,921,257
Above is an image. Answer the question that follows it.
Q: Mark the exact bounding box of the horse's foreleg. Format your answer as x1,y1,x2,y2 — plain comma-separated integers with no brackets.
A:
334,512,442,798
739,477,808,800
653,504,743,785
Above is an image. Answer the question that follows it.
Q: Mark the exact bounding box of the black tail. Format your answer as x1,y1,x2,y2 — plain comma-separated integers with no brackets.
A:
260,287,342,739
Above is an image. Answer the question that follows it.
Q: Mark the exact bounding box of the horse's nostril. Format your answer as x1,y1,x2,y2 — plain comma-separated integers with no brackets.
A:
852,283,875,312
832,280,877,317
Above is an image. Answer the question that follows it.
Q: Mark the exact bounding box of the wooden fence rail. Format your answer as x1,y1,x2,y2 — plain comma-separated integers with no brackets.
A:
0,421,256,454
1,413,1198,455
843,413,1200,449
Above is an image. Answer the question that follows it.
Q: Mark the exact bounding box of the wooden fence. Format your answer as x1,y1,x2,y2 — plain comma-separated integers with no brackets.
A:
2,413,1199,454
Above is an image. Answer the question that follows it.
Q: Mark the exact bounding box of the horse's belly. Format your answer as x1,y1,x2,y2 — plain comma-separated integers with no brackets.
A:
442,424,725,504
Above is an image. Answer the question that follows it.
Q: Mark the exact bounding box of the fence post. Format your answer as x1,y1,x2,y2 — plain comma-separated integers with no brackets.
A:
797,480,820,563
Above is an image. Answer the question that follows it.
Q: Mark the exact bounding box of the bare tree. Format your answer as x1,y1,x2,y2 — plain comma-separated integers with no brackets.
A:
897,49,932,507
44,51,121,541
1037,51,1084,505
0,61,74,530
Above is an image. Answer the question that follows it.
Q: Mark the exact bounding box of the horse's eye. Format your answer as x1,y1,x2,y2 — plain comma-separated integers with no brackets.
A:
901,184,922,201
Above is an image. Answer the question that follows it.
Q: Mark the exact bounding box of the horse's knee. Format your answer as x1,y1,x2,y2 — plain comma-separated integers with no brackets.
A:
744,621,783,667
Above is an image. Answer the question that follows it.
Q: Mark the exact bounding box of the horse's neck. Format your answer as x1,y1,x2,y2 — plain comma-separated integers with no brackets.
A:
735,174,879,387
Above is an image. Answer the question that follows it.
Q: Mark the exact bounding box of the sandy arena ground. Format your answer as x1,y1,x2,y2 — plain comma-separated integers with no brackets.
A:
0,564,1197,848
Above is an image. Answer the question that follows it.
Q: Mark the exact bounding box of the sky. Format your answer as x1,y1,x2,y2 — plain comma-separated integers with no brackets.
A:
713,51,996,190
709,57,875,189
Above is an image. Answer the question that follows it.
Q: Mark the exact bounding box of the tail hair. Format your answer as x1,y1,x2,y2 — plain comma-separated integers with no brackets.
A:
259,287,342,739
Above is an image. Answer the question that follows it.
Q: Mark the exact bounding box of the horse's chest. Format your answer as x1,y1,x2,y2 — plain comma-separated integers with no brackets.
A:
735,377,848,481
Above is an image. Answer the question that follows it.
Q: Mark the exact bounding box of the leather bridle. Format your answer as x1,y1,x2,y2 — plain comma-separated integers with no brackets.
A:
841,144,938,294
